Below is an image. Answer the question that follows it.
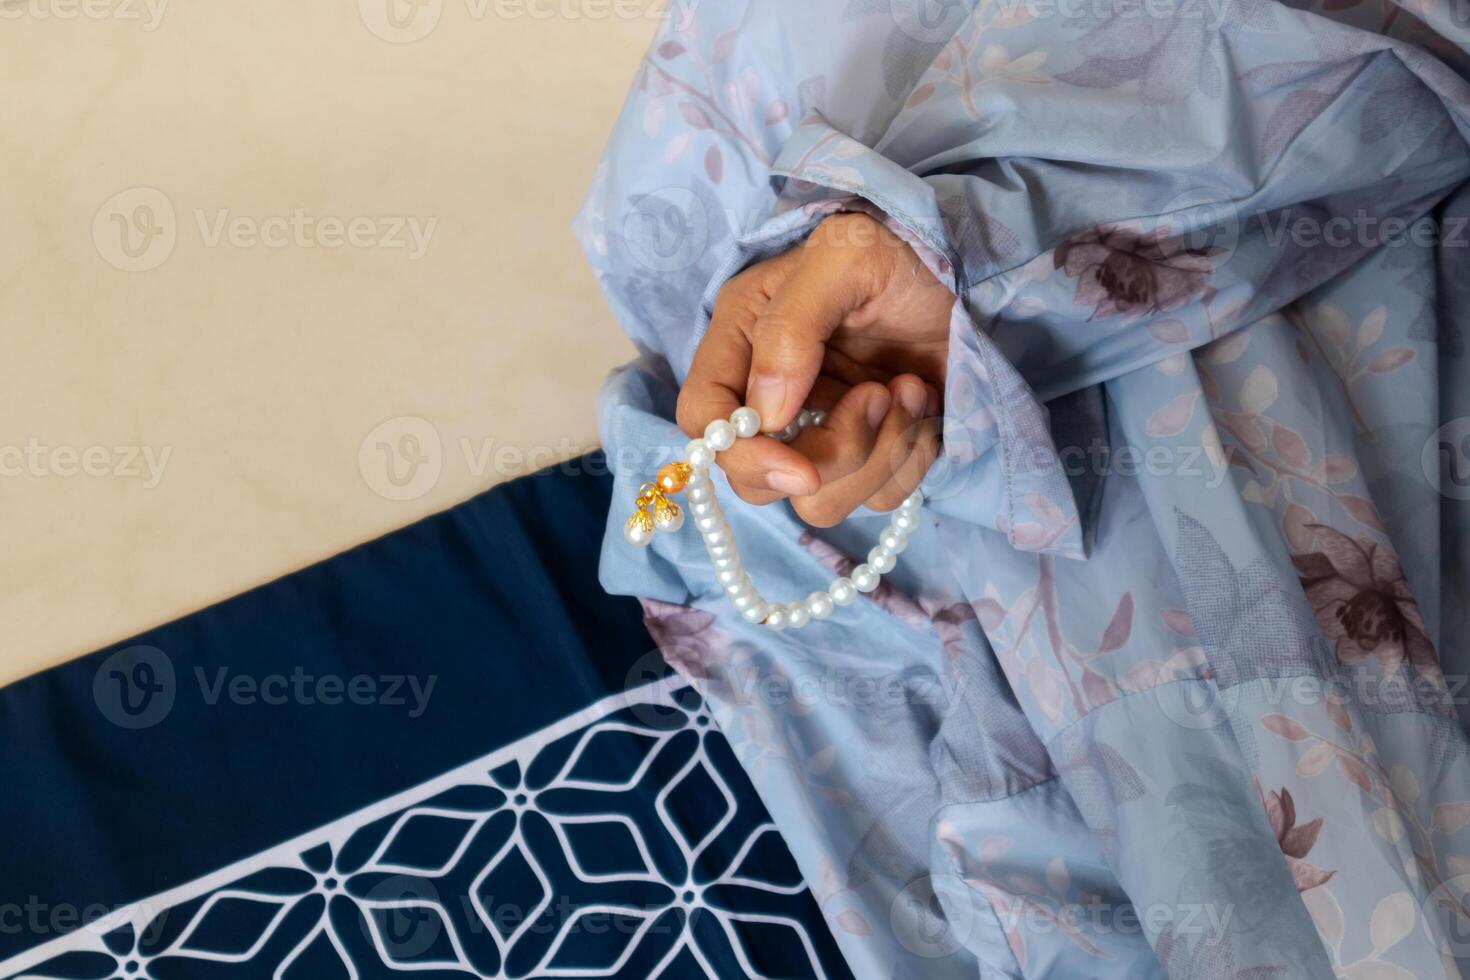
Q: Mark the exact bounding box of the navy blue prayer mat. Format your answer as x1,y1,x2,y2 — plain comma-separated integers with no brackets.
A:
0,454,854,980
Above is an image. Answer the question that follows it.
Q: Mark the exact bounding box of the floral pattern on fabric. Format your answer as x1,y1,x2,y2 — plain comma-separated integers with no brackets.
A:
1294,527,1440,679
578,0,1470,975
1260,785,1337,892
1054,226,1221,323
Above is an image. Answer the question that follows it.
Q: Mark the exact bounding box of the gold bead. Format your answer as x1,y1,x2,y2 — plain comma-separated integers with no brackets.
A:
656,462,693,495
636,482,661,508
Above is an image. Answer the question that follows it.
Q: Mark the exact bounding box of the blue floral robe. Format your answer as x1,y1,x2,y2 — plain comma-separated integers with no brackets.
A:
576,0,1470,975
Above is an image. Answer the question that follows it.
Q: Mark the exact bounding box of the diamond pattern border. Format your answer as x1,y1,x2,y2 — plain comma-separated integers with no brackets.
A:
2,678,848,980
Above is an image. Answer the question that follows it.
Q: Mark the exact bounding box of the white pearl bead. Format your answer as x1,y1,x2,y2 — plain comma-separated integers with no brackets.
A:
730,406,761,438
741,600,769,624
731,589,761,613
868,547,897,574
704,419,737,452
892,511,920,535
628,406,924,624
654,507,685,533
711,553,740,573
686,438,715,469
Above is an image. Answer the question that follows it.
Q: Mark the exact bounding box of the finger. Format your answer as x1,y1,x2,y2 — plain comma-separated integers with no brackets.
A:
867,415,942,512
790,375,927,528
802,374,851,416
785,381,891,486
699,433,818,502
677,275,758,441
676,251,803,438
677,268,821,499
820,347,893,389
721,376,851,505
677,324,746,439
682,385,807,505
718,375,870,501
869,376,942,510
746,224,878,430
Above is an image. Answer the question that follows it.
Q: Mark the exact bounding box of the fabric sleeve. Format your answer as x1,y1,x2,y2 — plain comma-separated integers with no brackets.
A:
575,0,1470,560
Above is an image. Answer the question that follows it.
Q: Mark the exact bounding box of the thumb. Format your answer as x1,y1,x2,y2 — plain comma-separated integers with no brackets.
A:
746,235,874,431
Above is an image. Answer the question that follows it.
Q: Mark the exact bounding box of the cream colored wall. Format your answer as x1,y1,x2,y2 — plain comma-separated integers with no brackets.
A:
0,0,657,685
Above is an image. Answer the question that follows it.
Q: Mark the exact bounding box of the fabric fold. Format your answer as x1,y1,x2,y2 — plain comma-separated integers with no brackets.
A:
576,0,1470,974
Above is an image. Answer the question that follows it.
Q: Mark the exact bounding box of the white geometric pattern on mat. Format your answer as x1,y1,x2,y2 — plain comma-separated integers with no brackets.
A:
1,677,842,980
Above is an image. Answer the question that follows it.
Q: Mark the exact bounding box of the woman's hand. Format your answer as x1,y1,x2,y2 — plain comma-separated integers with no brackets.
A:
676,212,953,527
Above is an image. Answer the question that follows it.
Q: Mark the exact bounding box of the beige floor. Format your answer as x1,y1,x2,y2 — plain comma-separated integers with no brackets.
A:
0,1,658,686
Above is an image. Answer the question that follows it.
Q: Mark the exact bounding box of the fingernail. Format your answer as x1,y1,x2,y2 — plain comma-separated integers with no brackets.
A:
899,382,926,419
865,389,891,429
748,375,788,429
767,469,811,496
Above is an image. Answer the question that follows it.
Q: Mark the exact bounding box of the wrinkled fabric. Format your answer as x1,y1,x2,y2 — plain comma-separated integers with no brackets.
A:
575,0,1470,975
